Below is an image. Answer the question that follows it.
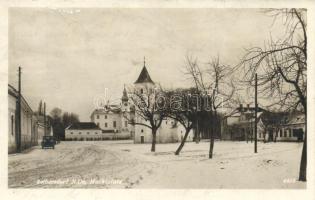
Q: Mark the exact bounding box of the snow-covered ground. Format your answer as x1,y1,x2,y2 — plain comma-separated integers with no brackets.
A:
8,140,305,189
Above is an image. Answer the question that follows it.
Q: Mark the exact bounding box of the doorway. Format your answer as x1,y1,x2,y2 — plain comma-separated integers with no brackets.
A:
140,136,144,144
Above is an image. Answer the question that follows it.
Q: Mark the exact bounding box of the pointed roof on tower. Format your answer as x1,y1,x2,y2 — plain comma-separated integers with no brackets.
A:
121,85,129,102
134,57,154,84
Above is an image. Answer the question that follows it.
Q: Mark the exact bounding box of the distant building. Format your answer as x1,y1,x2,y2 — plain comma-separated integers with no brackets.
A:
221,104,305,142
65,122,102,141
35,114,51,142
90,87,135,140
261,111,305,142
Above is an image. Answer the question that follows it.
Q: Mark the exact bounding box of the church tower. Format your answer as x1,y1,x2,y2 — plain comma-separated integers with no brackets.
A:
121,85,129,112
134,57,155,94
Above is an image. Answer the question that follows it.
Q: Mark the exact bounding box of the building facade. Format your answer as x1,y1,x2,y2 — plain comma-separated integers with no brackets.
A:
65,122,102,140
8,85,43,153
221,104,305,142
90,87,134,140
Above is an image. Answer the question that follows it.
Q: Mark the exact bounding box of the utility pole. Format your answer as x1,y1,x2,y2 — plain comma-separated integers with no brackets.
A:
17,67,22,153
254,73,258,153
44,102,46,136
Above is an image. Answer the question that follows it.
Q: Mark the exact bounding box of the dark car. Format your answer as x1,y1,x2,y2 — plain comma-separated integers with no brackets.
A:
41,136,55,149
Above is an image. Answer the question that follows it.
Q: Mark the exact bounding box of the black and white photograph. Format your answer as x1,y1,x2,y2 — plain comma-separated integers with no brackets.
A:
1,1,315,199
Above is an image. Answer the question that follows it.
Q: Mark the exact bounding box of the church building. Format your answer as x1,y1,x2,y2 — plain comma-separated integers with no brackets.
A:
132,60,193,144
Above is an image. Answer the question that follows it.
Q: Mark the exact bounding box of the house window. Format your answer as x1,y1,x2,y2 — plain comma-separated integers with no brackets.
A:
289,129,292,137
11,115,14,136
71,132,73,134
97,115,99,119
97,122,100,127
125,121,128,127
141,129,144,133
105,123,108,128
79,132,81,134
113,121,116,128
140,88,143,94
105,115,107,119
95,132,98,134
280,130,282,137
87,132,90,134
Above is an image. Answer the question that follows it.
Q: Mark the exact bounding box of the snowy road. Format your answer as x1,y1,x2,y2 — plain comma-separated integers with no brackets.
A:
8,140,306,189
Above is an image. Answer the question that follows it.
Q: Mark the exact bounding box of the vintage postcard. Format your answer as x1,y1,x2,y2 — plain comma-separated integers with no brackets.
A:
1,1,315,200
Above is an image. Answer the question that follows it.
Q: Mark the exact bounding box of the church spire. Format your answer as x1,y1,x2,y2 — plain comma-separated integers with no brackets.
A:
134,57,154,84
144,56,146,67
121,84,129,102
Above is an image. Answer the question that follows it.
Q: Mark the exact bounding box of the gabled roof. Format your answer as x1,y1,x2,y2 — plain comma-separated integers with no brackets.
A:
134,66,154,84
287,113,305,125
224,105,266,118
66,122,101,130
8,84,33,113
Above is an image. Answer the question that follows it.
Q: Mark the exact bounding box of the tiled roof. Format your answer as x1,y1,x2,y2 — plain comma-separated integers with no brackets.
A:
67,122,101,130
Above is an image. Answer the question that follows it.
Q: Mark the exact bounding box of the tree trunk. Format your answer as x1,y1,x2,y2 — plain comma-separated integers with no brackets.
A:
298,116,307,181
195,117,200,144
209,131,214,159
209,112,217,159
175,128,190,155
151,129,157,152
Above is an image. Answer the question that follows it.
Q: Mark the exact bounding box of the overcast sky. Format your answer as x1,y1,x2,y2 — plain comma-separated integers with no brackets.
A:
9,8,284,121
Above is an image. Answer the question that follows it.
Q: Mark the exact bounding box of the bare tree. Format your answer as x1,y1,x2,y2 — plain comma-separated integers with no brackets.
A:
237,9,307,181
125,85,167,152
164,88,200,155
184,55,236,158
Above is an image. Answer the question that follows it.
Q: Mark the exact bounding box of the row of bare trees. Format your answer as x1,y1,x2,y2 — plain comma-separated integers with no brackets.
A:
125,8,307,181
124,54,236,160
